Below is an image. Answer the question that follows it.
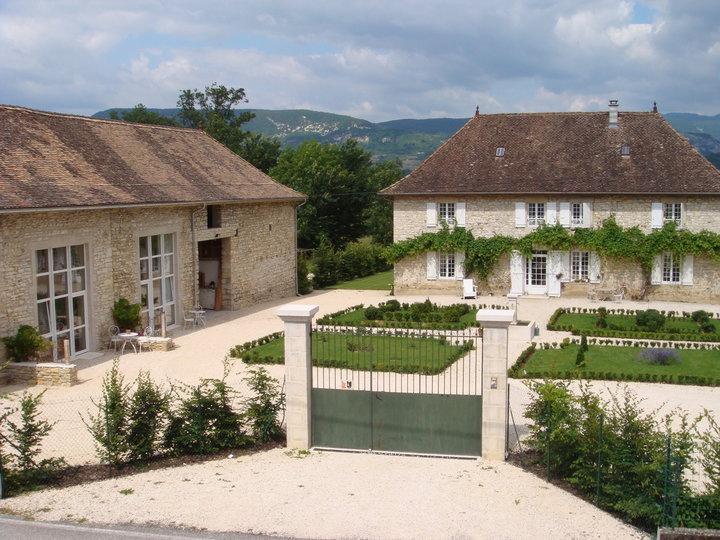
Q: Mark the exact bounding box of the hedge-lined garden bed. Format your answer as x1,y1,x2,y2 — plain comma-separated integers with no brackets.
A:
508,342,720,386
548,307,720,342
230,330,474,375
316,300,509,330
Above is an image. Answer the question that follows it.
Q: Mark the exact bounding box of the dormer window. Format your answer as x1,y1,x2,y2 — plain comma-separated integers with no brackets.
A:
620,144,630,156
495,147,505,157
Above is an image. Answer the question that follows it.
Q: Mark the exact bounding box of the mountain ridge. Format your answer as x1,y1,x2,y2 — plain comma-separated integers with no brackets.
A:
93,108,720,171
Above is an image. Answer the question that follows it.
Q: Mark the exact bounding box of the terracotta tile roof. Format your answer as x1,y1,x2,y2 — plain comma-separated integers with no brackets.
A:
0,105,304,211
381,111,720,196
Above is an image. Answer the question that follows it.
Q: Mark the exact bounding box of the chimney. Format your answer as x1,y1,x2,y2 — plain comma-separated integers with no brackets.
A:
608,99,619,128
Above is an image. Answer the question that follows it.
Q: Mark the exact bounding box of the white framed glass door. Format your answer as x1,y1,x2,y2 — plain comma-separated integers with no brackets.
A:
139,233,176,330
525,250,548,295
35,245,89,359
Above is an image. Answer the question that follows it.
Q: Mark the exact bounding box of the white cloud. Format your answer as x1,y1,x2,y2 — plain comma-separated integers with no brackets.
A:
0,0,719,119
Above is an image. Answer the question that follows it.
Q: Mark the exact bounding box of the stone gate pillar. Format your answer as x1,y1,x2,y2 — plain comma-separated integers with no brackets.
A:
277,303,319,450
476,308,515,460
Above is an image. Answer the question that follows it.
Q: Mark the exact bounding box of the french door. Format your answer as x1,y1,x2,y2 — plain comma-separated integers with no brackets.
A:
525,250,548,295
35,245,89,359
139,233,177,330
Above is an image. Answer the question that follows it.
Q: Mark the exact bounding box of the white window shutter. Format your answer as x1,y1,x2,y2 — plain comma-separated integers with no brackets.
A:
456,202,466,227
681,254,693,285
651,255,662,284
547,251,562,297
546,201,557,225
589,252,601,283
426,252,438,280
515,202,526,228
560,251,571,282
455,252,465,280
426,202,437,227
582,202,593,228
651,202,663,229
559,202,570,227
509,250,524,295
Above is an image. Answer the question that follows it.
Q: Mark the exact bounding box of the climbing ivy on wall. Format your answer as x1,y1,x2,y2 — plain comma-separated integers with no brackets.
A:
385,217,720,283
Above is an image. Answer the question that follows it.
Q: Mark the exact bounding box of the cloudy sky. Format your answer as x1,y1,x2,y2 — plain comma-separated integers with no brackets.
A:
0,1,719,121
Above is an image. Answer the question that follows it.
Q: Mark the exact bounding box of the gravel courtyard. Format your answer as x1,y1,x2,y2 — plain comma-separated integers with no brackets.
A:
0,448,647,539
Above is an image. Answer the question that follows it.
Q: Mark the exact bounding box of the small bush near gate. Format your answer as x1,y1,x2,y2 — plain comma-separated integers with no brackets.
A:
637,348,681,366
692,310,712,324
522,381,720,530
297,255,312,295
1,391,67,494
1,325,51,362
243,367,285,444
164,365,249,455
112,298,142,331
83,360,130,467
127,372,169,462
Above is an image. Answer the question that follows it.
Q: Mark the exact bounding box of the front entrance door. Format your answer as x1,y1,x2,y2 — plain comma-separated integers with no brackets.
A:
525,250,548,295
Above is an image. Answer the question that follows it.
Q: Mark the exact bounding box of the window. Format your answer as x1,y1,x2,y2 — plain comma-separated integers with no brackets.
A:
207,205,222,229
662,253,681,284
438,202,456,224
439,253,456,279
620,144,631,156
139,233,177,329
664,203,682,224
35,245,88,359
570,251,590,281
571,203,584,226
495,147,505,157
527,202,546,226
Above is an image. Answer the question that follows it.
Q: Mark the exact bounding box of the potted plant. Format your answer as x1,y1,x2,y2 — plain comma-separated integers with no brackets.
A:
1,325,52,362
112,298,142,332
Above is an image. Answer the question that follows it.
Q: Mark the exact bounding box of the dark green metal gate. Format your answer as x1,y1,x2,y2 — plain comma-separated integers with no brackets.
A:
310,327,482,457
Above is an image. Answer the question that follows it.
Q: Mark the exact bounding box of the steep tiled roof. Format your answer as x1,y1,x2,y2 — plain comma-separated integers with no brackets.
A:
0,105,304,211
382,111,720,195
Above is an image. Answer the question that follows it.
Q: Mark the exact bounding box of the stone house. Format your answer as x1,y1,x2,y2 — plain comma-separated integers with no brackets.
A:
0,105,304,361
382,101,720,302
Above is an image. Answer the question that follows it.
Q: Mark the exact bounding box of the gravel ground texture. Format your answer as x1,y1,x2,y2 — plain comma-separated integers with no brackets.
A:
0,448,648,540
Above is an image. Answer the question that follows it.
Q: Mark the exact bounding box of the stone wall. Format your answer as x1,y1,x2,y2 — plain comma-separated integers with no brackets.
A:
3,362,78,387
392,195,720,301
0,201,297,360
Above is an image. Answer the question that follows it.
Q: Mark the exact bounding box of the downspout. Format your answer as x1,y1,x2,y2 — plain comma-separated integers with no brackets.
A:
295,200,307,295
190,204,206,308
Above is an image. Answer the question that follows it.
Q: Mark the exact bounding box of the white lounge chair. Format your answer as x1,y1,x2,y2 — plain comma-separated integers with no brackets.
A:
462,278,478,299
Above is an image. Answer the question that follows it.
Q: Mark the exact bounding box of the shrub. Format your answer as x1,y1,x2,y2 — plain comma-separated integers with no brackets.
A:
83,360,130,467
363,306,382,320
337,241,389,281
112,298,142,331
297,255,312,295
243,367,285,444
700,322,716,334
312,239,340,288
692,310,712,324
164,365,249,455
127,372,169,462
637,348,681,366
1,325,51,362
635,309,666,332
575,347,586,368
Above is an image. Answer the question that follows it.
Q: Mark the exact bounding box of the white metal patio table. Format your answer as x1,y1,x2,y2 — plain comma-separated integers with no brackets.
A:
118,332,139,354
189,309,206,327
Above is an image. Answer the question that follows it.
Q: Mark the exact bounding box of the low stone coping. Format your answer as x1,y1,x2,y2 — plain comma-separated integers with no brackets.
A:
277,304,320,321
3,361,78,387
476,309,516,325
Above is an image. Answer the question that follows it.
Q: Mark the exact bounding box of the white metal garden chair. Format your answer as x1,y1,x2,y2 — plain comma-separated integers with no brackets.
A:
109,325,123,351
136,326,156,353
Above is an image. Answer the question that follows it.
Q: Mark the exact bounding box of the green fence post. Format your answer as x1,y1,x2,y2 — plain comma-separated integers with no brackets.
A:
595,413,604,505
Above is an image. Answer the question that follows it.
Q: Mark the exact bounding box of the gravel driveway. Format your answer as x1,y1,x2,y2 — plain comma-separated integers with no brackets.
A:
0,448,647,539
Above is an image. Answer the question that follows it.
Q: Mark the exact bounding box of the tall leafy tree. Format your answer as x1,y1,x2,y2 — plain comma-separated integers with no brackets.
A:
363,160,403,245
176,83,281,172
270,140,376,248
109,104,179,126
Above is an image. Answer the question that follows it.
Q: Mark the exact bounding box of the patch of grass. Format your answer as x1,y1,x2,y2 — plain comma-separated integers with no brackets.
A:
327,270,394,290
554,312,720,340
239,332,474,375
119,488,134,495
523,344,720,383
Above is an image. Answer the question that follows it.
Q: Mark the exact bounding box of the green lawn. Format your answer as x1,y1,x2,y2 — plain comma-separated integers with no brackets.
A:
553,311,720,340
520,344,720,384
237,332,473,374
328,270,394,290
324,306,478,330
